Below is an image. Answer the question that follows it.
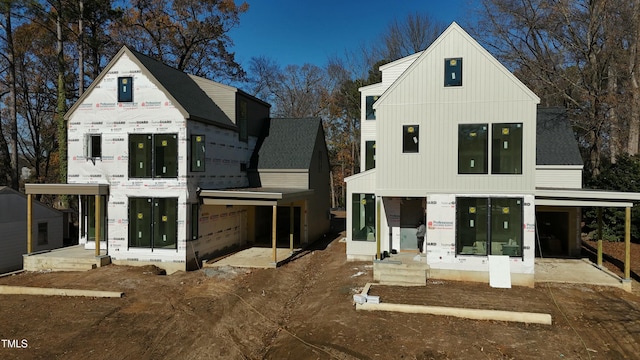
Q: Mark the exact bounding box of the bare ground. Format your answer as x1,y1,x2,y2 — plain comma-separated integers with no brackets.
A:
1,229,640,359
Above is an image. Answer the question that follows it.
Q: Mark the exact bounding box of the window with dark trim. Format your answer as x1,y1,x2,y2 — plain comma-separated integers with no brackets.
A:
238,100,248,142
129,134,178,178
365,96,378,120
402,125,419,153
492,123,523,174
37,222,48,245
129,197,178,249
190,135,205,172
352,193,376,241
87,134,102,159
191,203,199,241
118,77,133,102
444,58,462,87
458,124,488,174
365,140,376,170
456,197,523,256
458,123,523,175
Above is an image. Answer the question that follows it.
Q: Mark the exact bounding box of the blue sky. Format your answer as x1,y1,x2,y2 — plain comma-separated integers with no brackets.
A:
229,0,478,68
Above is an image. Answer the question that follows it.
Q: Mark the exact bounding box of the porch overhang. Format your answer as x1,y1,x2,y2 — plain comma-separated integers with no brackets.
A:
25,183,109,196
24,183,109,257
199,187,314,206
535,187,640,208
198,187,314,264
535,187,640,283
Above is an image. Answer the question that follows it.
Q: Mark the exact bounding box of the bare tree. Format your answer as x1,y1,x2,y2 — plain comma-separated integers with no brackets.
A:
473,0,635,176
376,12,446,61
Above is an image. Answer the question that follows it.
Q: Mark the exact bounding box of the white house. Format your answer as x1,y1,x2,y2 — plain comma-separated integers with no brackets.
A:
346,22,640,287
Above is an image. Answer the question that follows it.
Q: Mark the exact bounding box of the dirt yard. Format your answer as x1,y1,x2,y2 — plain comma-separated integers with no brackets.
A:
1,228,640,359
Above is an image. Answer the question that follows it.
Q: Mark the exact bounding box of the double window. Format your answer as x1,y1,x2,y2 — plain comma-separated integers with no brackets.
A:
352,193,376,241
129,134,178,178
456,197,523,257
129,197,178,249
458,123,522,174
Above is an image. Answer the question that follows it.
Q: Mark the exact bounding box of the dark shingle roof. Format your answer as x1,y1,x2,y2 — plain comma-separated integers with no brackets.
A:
125,47,235,129
536,107,583,166
258,118,322,169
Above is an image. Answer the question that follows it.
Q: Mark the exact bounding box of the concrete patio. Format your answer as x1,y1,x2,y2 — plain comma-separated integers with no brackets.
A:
22,245,110,272
203,247,302,269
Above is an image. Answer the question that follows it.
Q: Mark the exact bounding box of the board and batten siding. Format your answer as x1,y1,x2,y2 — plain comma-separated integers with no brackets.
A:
375,25,539,195
345,170,377,259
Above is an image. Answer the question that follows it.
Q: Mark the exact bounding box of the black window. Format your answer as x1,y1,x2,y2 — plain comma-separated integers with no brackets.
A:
118,77,133,102
129,134,177,178
456,197,523,256
191,203,199,241
365,140,376,170
129,197,178,249
238,100,248,142
458,124,488,174
444,58,462,87
366,96,378,120
402,125,419,153
87,134,102,158
352,193,376,241
191,135,205,172
37,222,48,245
492,123,523,174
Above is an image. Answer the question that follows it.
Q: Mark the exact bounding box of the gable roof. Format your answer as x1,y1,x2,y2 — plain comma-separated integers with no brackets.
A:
66,46,236,130
257,118,324,170
374,22,540,108
536,107,583,166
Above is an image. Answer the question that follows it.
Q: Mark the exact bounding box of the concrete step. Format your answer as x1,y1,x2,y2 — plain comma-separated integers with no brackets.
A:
379,273,427,286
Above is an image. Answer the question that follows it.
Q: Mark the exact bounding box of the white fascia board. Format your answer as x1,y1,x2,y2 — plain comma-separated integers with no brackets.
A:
536,165,584,170
536,199,633,208
536,188,640,202
344,169,376,183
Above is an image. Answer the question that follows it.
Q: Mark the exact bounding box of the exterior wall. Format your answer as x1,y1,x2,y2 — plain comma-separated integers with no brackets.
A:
375,26,538,195
424,194,536,278
188,76,236,122
536,166,583,189
360,84,384,171
306,129,332,243
258,171,309,189
191,204,249,262
345,171,377,260
68,54,190,270
0,191,63,273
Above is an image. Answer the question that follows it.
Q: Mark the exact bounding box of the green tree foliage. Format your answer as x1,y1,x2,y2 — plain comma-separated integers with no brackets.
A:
583,154,640,242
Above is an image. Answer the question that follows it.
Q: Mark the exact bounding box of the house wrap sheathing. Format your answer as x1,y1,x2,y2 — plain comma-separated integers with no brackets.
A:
59,46,331,273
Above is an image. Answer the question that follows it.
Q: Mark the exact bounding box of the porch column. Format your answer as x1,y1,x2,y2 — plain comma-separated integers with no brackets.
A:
289,203,294,253
95,194,101,257
597,208,603,267
376,196,381,260
272,205,277,263
27,193,33,253
624,207,631,280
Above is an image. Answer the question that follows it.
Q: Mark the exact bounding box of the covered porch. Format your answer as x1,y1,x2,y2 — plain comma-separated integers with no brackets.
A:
198,187,314,265
536,187,640,287
24,183,110,271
